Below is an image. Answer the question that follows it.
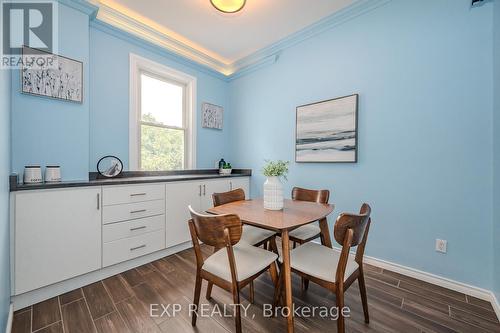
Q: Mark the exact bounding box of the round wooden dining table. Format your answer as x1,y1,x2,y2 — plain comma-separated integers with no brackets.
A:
208,198,335,333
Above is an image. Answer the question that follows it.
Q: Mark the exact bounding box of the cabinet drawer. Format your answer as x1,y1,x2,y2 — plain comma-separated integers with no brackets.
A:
102,200,165,224
103,215,165,243
103,231,165,267
103,184,165,206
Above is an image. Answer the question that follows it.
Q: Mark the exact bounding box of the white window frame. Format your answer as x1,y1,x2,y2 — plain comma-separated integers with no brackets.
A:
129,53,197,170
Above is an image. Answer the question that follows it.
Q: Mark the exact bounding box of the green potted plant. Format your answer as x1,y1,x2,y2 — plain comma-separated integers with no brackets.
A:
262,160,289,210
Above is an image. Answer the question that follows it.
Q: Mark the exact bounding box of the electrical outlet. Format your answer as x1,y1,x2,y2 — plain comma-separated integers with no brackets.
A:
435,239,447,253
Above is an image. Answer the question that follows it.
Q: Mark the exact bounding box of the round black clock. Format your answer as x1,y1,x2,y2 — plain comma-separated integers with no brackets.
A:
97,155,123,178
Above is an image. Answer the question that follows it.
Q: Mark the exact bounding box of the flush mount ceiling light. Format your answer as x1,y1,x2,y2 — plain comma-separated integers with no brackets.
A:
210,0,246,13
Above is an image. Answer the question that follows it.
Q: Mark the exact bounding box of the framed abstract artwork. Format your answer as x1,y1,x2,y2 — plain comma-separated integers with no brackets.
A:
295,94,358,163
202,102,223,129
21,46,83,103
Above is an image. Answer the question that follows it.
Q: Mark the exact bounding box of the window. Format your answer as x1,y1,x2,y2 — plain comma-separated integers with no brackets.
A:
130,54,196,171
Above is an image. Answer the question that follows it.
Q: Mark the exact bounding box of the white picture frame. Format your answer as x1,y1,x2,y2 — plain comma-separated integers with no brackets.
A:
21,46,83,103
202,102,223,130
296,94,359,163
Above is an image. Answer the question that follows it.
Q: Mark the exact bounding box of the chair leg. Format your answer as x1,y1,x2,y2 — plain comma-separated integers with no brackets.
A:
320,232,325,245
358,270,370,323
249,281,255,304
192,273,202,326
269,261,279,287
335,286,345,333
206,282,213,300
301,278,309,291
232,287,242,333
269,236,279,254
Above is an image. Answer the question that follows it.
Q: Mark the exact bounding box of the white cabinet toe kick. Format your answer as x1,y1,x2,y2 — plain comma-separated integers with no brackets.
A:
10,176,250,310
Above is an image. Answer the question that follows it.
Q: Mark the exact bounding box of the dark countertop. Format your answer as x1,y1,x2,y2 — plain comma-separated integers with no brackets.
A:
10,169,252,192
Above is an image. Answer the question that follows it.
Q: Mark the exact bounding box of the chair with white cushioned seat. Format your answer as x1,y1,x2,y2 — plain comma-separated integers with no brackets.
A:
289,187,330,247
288,187,330,290
210,188,278,303
274,203,372,333
188,206,279,333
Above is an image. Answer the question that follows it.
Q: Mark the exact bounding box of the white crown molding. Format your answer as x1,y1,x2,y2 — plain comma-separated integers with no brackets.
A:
229,0,391,79
95,2,231,75
86,0,392,80
58,0,98,18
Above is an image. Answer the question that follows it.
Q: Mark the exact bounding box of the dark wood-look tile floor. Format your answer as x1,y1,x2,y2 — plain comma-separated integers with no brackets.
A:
12,245,500,333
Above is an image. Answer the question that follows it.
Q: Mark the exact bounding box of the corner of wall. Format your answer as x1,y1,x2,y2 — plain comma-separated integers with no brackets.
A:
0,36,13,333
493,0,500,297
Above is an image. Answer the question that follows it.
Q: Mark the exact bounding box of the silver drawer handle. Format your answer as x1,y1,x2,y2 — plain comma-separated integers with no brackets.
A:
130,244,146,251
130,209,147,214
130,193,146,197
130,226,146,231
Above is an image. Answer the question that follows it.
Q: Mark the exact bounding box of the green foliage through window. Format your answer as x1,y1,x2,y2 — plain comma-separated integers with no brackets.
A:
141,113,184,171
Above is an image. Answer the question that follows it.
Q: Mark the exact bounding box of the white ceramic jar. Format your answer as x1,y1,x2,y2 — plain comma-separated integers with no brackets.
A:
45,166,62,182
23,166,43,184
263,176,284,210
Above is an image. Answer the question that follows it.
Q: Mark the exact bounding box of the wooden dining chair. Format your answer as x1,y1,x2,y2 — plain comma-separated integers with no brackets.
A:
188,206,279,333
289,187,330,247
288,187,330,289
275,203,372,333
211,188,278,302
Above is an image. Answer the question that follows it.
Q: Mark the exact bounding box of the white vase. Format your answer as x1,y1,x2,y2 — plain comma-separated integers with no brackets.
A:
263,176,284,210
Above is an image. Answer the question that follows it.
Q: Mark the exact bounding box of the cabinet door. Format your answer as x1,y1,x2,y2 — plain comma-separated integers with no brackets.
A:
165,181,202,248
200,179,231,211
229,177,250,198
14,187,102,294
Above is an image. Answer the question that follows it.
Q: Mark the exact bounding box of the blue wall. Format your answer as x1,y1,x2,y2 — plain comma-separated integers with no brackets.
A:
228,0,494,289
493,0,500,299
10,3,230,181
6,0,498,293
0,36,12,333
89,26,229,170
11,3,91,181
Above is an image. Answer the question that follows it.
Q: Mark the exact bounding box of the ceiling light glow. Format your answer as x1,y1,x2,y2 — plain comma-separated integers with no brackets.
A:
210,0,246,13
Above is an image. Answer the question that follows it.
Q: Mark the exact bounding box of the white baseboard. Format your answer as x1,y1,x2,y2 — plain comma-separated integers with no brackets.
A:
491,292,500,323
363,255,492,301
363,254,500,321
316,241,500,321
5,304,12,333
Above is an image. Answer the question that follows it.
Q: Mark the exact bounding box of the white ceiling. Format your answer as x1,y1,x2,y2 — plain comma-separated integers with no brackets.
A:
96,0,355,64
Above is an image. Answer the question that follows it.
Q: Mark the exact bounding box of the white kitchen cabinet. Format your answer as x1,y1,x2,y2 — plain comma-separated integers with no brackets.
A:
14,187,102,295
165,181,204,247
11,175,251,299
165,178,252,247
228,177,250,198
103,230,165,267
102,199,165,224
102,184,164,206
200,179,233,211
